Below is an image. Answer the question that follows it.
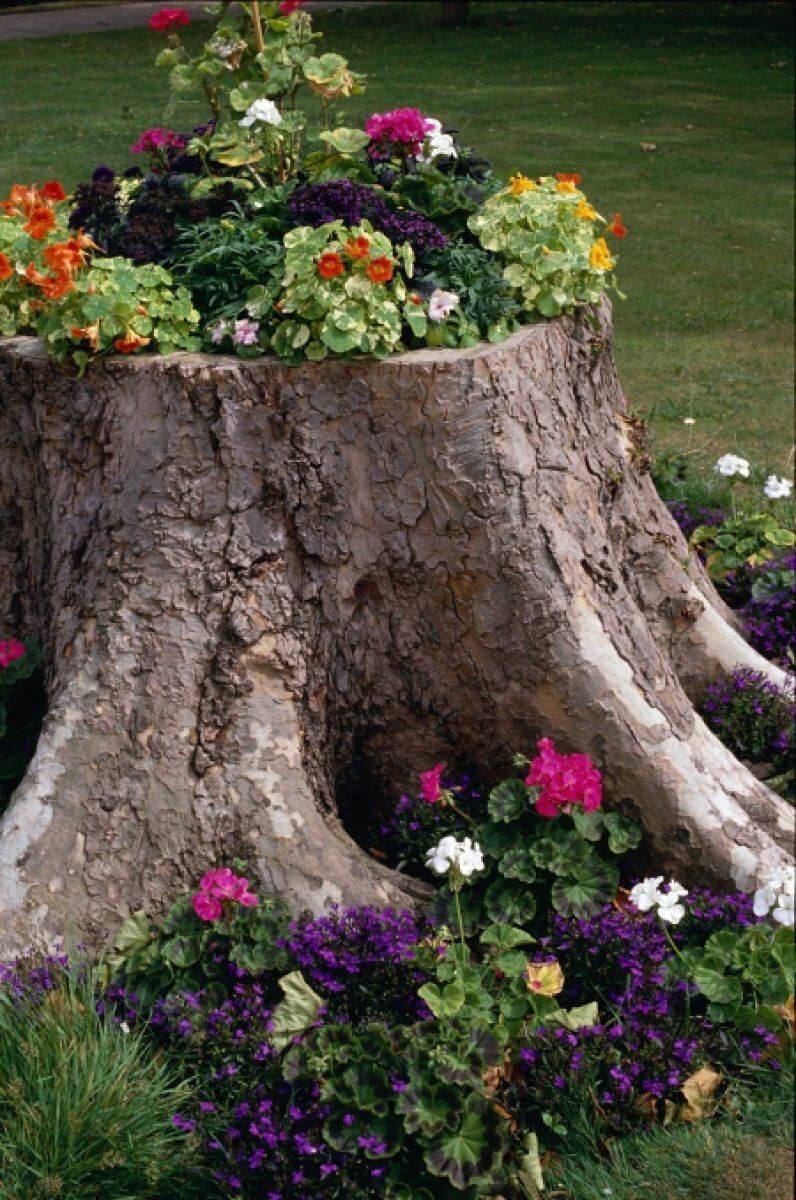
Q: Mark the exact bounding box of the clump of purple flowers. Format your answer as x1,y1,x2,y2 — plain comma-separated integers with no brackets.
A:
700,666,794,775
501,895,780,1140
281,905,432,1023
0,949,70,1005
739,552,795,667
287,180,447,264
151,976,387,1198
666,500,727,544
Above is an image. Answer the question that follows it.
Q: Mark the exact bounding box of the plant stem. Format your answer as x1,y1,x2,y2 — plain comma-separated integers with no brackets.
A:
250,2,265,54
453,887,467,960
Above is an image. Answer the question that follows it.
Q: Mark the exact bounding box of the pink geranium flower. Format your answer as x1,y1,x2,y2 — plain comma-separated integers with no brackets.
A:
0,639,25,669
192,867,259,921
279,0,306,13
149,7,190,33
525,737,603,818
130,128,186,156
364,108,435,158
419,763,445,804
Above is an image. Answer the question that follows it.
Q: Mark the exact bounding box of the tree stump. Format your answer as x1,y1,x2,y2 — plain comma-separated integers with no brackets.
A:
0,300,792,952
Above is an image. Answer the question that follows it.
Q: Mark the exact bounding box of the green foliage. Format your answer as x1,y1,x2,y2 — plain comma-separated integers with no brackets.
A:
469,175,621,319
389,163,499,238
423,241,521,343
272,220,421,360
681,924,794,1030
35,257,201,368
169,205,287,323
105,892,291,1006
651,450,733,510
691,511,795,579
0,974,203,1199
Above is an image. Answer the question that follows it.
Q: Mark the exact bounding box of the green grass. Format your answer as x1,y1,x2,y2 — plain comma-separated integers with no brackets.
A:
0,972,204,1200
549,1068,795,1200
0,2,792,468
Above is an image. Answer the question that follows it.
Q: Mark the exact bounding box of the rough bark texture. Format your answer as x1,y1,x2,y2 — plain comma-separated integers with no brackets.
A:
0,301,792,953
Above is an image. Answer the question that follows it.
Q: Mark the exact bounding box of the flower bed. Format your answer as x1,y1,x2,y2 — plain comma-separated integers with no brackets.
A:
0,1,624,369
2,742,792,1199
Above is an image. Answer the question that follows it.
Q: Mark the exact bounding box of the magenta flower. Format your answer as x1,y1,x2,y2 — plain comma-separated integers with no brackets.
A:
525,737,603,818
0,639,25,669
192,867,259,922
419,763,445,804
130,128,186,157
364,107,434,158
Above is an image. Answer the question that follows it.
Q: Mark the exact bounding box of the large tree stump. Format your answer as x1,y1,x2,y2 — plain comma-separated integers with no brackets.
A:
0,301,792,952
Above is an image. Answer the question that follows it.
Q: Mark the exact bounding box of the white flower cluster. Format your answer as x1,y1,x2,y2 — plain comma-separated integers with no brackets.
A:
714,453,750,479
763,474,793,501
418,118,458,164
753,865,794,927
629,876,689,924
240,99,282,128
425,835,484,878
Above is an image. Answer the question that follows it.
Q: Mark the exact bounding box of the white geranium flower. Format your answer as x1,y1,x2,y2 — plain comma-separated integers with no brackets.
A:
763,474,793,500
628,876,664,913
714,453,750,478
418,118,458,164
753,866,795,926
425,834,484,877
240,99,282,128
428,289,460,322
656,881,689,925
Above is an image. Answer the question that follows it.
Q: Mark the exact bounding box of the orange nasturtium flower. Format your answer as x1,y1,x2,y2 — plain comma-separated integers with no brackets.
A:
317,251,345,280
39,273,74,300
574,198,597,221
70,322,101,351
509,173,536,196
608,212,628,238
555,180,577,196
114,328,151,354
24,205,57,240
366,256,394,284
24,262,48,287
0,253,12,282
556,172,582,185
43,235,93,277
344,235,371,260
589,237,615,271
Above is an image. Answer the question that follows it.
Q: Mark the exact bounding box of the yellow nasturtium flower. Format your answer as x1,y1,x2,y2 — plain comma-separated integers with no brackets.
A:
556,180,577,195
525,959,565,997
589,237,615,271
509,173,536,196
575,198,597,221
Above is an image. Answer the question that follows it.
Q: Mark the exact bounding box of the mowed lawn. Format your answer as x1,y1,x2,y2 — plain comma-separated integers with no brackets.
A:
0,1,792,469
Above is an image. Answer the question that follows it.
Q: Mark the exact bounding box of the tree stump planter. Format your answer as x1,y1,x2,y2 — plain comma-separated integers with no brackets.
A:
0,300,792,952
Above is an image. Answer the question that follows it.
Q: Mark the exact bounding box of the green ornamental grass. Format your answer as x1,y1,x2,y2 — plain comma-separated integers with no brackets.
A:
0,976,205,1200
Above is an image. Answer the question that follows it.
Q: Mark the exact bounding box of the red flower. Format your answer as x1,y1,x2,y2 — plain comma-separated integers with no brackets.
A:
317,251,345,280
24,205,56,240
344,235,371,260
555,171,582,185
279,0,306,13
608,212,628,238
366,256,394,284
40,180,67,203
114,328,151,354
0,253,12,282
149,7,190,33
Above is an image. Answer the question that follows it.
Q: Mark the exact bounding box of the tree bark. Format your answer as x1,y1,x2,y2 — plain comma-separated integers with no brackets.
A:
0,301,792,953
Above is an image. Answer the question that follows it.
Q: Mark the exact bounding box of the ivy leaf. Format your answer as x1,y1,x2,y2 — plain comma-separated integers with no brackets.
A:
270,971,324,1050
487,779,527,822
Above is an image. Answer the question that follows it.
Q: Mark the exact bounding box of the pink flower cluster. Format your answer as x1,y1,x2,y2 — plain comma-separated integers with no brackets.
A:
279,0,307,12
364,108,434,157
130,127,186,156
525,737,603,818
420,763,445,804
0,639,25,670
149,7,190,33
192,868,259,922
